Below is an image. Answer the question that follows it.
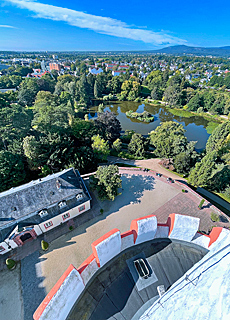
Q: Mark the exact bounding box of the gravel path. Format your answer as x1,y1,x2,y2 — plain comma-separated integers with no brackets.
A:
108,156,187,181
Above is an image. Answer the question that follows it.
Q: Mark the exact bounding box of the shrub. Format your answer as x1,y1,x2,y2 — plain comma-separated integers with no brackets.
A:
210,212,220,222
182,189,186,193
100,208,104,214
198,199,205,209
69,225,74,231
6,258,16,270
41,240,49,251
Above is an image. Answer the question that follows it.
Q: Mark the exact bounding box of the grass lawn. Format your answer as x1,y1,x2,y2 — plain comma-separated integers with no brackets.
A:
216,192,230,204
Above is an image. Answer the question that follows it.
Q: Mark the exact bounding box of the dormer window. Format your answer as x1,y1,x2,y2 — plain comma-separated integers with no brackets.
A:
38,209,48,218
76,193,83,201
58,200,67,208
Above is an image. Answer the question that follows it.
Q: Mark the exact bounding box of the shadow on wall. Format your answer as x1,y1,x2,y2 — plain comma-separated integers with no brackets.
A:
21,251,46,320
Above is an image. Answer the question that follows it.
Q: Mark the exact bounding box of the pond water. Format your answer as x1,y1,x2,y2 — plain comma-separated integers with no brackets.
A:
88,101,219,151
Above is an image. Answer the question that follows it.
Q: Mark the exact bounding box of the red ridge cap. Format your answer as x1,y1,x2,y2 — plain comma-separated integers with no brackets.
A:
91,228,120,266
121,230,134,238
77,254,95,274
208,227,223,247
130,215,156,243
166,213,176,236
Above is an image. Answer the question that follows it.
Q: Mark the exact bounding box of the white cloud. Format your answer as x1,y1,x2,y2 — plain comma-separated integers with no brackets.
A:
5,0,186,45
0,24,16,28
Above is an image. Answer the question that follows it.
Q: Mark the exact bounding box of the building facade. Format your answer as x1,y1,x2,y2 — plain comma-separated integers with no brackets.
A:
0,168,91,255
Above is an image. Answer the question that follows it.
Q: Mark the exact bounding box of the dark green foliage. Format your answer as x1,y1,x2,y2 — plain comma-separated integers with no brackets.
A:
187,93,204,111
206,122,230,154
198,199,205,209
174,141,198,174
128,133,145,158
149,121,188,158
210,212,220,222
163,85,180,106
6,258,16,270
41,240,49,251
90,165,122,201
188,151,218,187
0,151,26,192
0,100,33,149
95,111,121,144
18,78,39,106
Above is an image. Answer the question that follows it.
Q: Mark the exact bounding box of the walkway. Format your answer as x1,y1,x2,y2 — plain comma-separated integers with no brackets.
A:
108,156,187,181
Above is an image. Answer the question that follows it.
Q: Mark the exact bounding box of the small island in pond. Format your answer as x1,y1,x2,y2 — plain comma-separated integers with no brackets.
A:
126,110,155,123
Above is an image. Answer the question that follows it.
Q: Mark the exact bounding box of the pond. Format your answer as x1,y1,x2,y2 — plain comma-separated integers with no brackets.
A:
88,101,220,151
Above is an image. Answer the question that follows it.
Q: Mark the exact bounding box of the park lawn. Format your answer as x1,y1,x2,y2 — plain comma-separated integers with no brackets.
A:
216,192,230,204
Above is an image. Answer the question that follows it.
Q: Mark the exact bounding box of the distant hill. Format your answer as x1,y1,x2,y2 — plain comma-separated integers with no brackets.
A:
150,45,230,57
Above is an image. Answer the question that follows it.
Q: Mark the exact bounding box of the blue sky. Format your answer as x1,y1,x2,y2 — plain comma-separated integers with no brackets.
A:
1,0,230,51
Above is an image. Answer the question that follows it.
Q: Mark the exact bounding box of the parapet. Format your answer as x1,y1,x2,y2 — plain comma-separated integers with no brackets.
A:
33,213,228,320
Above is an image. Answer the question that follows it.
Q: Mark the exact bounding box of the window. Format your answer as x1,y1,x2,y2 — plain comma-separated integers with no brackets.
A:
58,201,67,208
38,209,48,218
0,246,5,252
44,221,53,229
62,212,70,221
76,193,83,201
78,205,85,212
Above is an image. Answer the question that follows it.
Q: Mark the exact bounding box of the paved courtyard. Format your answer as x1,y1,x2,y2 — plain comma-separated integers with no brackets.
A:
0,169,229,320
40,170,229,293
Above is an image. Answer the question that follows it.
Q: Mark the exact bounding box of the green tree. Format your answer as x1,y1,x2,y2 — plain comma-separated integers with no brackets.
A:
163,85,180,107
128,133,145,158
77,74,90,104
0,151,26,192
95,111,121,144
187,93,204,111
206,121,230,154
149,121,187,158
112,138,122,152
91,134,110,161
23,136,42,170
18,78,39,106
188,151,218,187
90,165,122,200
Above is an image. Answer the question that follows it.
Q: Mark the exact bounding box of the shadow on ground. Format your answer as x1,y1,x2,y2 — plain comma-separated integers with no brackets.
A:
21,251,46,320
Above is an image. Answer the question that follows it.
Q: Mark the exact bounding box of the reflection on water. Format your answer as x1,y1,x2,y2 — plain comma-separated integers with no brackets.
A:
89,101,218,150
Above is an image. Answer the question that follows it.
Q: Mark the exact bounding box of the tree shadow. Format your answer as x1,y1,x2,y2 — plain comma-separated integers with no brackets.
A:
102,173,156,211
219,215,229,223
21,251,46,320
202,203,212,209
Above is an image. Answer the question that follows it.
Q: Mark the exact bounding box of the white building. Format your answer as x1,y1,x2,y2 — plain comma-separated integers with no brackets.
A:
0,168,91,255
